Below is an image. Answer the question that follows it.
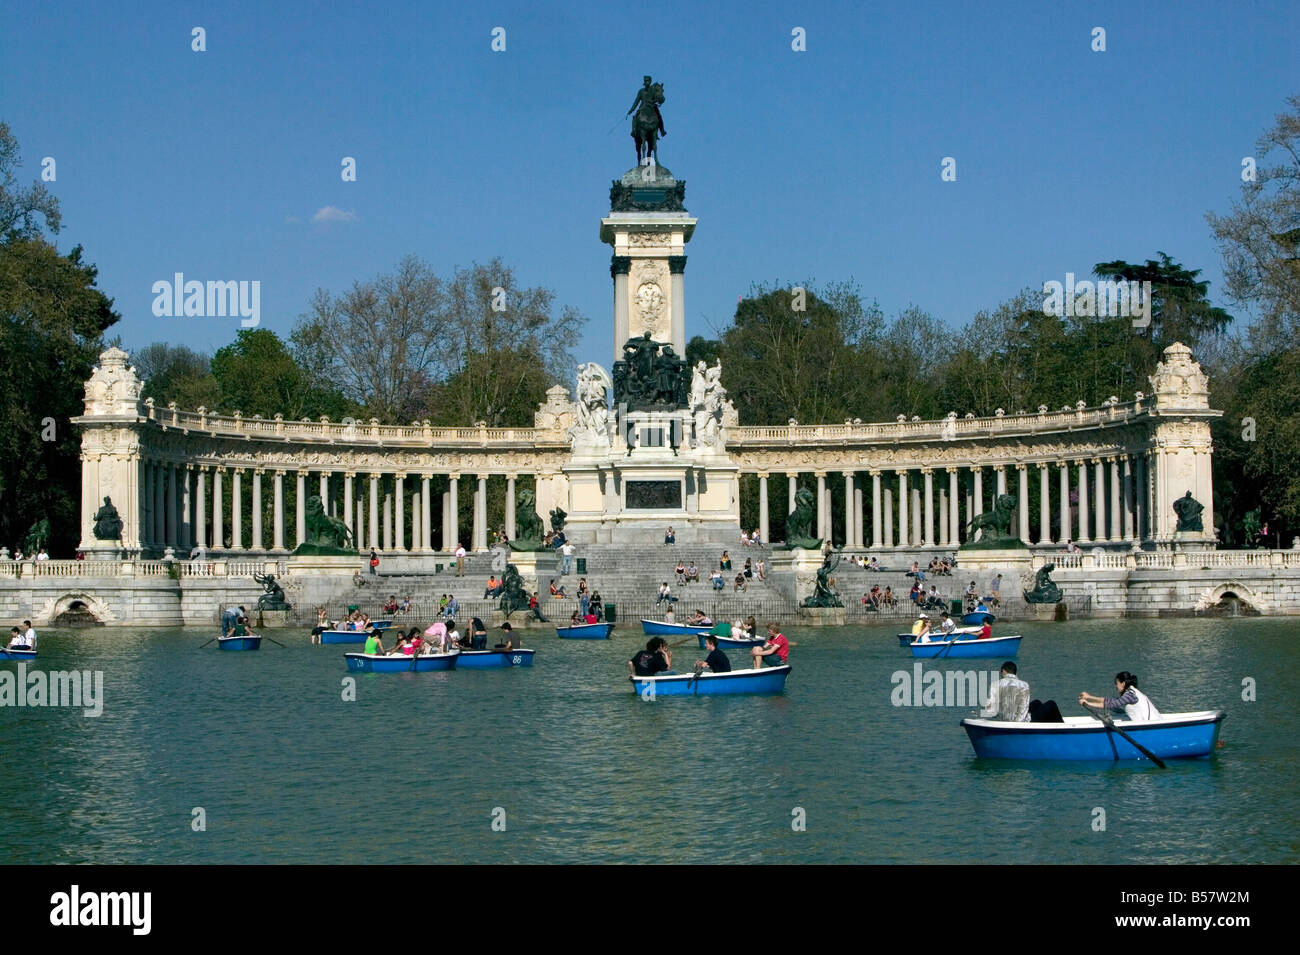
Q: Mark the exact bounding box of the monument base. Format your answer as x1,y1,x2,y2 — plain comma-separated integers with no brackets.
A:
956,547,1033,572
256,609,292,628
798,606,845,626
1031,602,1066,621
489,610,552,630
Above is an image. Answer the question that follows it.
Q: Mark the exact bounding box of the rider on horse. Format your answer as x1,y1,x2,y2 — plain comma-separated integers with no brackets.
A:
627,75,666,163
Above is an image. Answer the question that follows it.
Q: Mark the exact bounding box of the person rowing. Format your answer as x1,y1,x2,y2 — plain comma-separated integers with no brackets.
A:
1079,671,1161,721
230,616,258,638
696,633,731,674
686,609,711,627
363,626,386,655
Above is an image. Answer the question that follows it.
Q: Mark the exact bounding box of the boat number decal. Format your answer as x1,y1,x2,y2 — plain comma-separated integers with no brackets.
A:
512,655,522,665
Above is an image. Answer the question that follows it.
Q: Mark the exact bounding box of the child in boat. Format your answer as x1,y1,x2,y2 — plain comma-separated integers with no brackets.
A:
388,634,411,655
1080,671,1161,720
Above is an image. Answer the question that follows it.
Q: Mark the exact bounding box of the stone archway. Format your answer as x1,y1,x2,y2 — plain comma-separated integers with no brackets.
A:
44,591,116,626
1195,581,1264,615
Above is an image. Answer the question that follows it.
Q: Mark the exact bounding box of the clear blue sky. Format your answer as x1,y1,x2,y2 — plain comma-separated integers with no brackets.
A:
4,0,1296,368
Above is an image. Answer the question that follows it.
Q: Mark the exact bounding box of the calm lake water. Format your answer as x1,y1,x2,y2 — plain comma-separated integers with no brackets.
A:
2,618,1296,864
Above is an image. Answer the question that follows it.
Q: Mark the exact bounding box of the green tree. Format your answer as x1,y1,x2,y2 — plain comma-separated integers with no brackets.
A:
211,328,354,420
0,122,60,240
134,342,221,411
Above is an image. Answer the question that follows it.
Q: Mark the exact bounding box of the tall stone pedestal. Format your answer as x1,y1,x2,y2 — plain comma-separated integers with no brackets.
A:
956,547,1033,573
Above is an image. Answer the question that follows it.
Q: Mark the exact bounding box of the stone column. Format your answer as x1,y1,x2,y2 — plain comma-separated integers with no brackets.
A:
1077,461,1089,543
1136,454,1148,541
423,475,434,552
231,469,243,550
319,472,329,511
272,470,285,551
871,471,883,548
1038,464,1050,545
355,498,364,548
897,470,909,548
251,469,263,551
911,483,921,547
383,492,393,551
448,475,459,551
815,472,827,541
669,255,687,360
938,485,948,545
395,475,405,551
1017,464,1030,543
883,484,894,547
410,490,421,550
611,256,630,365
343,473,354,540
843,472,855,549
787,473,797,533
1093,458,1106,542
505,474,517,540
369,474,380,550
474,475,488,550
1058,462,1070,545
947,467,959,547
165,464,178,549
922,468,934,546
758,473,770,545
971,467,983,541
1122,456,1135,540
181,467,193,549
212,468,224,550
295,471,307,547
1109,457,1122,541
195,467,208,549
996,466,1007,498
441,491,450,549
854,485,864,550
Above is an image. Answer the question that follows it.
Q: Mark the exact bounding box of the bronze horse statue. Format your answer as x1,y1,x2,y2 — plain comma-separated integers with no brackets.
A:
628,78,666,164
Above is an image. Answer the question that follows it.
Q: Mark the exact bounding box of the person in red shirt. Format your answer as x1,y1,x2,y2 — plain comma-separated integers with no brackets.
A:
978,621,992,639
751,623,789,668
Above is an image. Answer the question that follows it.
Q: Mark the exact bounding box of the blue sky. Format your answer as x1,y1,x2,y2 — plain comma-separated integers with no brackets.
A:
3,0,1296,367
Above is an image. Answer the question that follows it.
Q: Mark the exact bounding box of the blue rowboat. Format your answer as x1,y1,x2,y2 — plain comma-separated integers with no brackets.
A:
556,623,614,639
0,648,36,661
218,635,262,651
372,620,394,630
962,610,996,626
962,710,1225,761
640,619,712,637
897,626,979,646
456,649,536,668
909,634,1021,658
697,634,764,649
320,629,367,645
344,650,459,673
631,664,791,697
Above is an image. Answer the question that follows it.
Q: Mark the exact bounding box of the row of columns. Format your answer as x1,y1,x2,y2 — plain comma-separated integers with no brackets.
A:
753,454,1153,548
137,463,523,554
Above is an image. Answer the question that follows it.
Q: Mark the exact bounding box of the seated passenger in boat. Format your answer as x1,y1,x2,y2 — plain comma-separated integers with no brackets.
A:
629,637,671,678
980,662,1030,722
939,612,956,636
388,634,411,655
363,629,386,655
697,634,731,673
978,621,992,639
911,613,931,641
7,626,31,650
1080,671,1161,720
686,610,712,627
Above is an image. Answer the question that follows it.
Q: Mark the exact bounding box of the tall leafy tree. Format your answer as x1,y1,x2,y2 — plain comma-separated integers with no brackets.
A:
134,342,221,411
211,328,354,420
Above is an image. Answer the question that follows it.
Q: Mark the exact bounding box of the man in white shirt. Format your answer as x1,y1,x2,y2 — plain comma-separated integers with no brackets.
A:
939,612,956,635
455,543,466,577
21,620,37,651
980,661,1030,722
561,542,575,575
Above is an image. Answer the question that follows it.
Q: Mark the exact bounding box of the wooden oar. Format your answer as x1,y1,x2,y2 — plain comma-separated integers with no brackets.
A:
686,661,706,691
198,637,218,648
1081,702,1166,768
259,634,287,648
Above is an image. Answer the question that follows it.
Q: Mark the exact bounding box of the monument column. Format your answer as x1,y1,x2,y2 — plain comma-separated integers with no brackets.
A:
1058,462,1070,545
1077,461,1090,543
922,468,934,546
758,473,770,545
447,475,459,550
787,473,797,537
1038,464,1050,545
1109,457,1122,541
422,475,433,552
369,474,380,550
343,473,354,540
296,471,307,547
195,467,208,550
971,467,983,540
152,463,164,548
946,467,959,547
395,475,405,551
474,474,488,551
212,468,224,550
383,492,393,551
272,470,285,551
897,470,909,548
610,256,631,362
1093,458,1106,542
871,471,883,548
995,466,1007,498
1121,456,1135,540
165,464,177,549
843,472,855,549
1136,454,1148,541
181,466,193,550
505,474,517,541
883,481,894,548
319,472,329,511
251,469,263,551
231,469,242,550
1017,464,1030,543
854,483,864,550
669,256,687,355
815,472,827,541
